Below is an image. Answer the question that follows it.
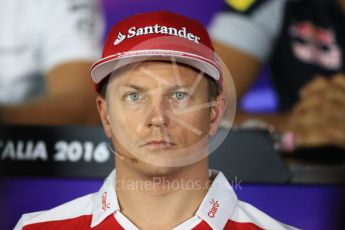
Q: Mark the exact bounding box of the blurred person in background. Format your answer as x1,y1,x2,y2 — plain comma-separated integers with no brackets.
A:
0,0,104,125
209,0,345,151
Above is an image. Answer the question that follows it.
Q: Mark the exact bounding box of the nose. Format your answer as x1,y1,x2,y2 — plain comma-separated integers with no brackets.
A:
148,98,169,128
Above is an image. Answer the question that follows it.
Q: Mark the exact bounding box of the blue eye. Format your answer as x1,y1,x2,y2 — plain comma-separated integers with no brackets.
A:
127,92,141,101
174,92,188,100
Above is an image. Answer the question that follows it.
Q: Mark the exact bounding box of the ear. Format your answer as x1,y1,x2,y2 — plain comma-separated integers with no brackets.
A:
209,94,227,136
96,95,112,138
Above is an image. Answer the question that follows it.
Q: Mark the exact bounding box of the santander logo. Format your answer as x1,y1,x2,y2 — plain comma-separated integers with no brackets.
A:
114,24,201,45
114,32,127,45
208,199,220,218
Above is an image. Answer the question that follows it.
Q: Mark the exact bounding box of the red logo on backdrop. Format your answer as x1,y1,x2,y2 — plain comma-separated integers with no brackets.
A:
208,199,220,218
289,21,342,70
102,192,110,211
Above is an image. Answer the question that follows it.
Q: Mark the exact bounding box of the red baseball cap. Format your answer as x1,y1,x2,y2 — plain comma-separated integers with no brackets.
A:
90,11,222,92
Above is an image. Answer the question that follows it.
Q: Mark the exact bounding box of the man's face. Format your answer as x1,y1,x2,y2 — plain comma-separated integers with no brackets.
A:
98,61,223,175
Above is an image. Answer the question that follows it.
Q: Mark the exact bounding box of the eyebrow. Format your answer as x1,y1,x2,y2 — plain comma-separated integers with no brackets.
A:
168,84,193,92
121,84,193,92
121,84,148,92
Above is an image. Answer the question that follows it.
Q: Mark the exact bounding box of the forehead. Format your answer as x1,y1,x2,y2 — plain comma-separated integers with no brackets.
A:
107,61,207,88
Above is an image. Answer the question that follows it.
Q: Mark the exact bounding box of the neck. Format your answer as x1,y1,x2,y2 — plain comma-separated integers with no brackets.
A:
115,159,210,229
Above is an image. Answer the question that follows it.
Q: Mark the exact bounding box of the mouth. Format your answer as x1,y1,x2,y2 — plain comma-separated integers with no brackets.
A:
141,140,176,149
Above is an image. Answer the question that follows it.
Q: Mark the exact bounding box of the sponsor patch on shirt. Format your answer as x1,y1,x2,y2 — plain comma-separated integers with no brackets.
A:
289,21,342,70
226,0,256,12
224,0,268,15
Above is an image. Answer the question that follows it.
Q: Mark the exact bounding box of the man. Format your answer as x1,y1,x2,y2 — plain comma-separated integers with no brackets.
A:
209,0,345,150
0,0,103,125
15,11,296,229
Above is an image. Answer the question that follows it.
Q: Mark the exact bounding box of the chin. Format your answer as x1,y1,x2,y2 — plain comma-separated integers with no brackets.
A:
138,161,180,178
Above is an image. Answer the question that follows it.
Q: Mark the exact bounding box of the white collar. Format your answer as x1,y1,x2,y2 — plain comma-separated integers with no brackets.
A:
90,169,238,229
195,169,238,229
90,170,119,228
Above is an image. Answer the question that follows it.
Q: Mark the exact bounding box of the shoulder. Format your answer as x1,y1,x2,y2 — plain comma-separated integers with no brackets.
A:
225,200,298,230
14,193,96,230
39,0,101,11
208,0,288,60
